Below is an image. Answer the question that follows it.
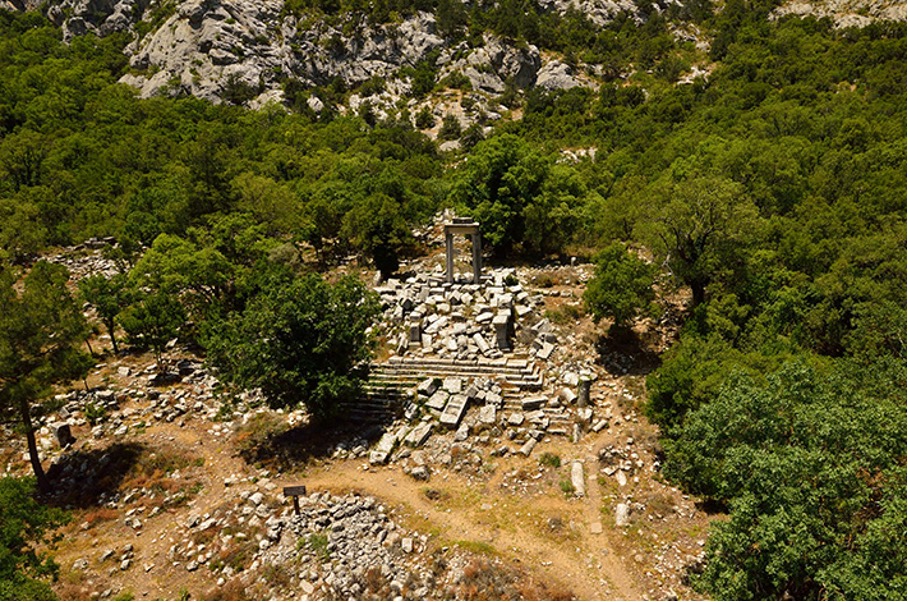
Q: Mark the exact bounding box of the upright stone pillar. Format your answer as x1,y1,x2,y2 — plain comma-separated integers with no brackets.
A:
493,311,511,350
408,320,422,343
471,232,482,284
445,231,455,284
578,378,592,408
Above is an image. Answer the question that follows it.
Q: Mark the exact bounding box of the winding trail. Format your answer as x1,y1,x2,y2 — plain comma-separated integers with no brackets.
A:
295,453,640,600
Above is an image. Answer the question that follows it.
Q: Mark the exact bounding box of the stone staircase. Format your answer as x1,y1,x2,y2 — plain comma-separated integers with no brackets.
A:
370,355,544,391
340,355,576,431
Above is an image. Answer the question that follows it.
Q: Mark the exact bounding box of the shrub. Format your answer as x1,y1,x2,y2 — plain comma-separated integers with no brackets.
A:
438,114,462,141
539,452,561,468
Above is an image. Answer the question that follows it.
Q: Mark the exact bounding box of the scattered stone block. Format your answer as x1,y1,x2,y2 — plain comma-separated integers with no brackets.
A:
404,423,433,448
515,305,532,318
475,311,494,324
472,332,490,354
485,392,503,405
507,412,524,426
416,378,438,397
426,390,449,411
571,462,586,497
442,377,462,394
396,333,409,354
615,503,630,527
526,410,546,424
370,431,399,465
478,404,497,425
560,387,578,405
521,396,546,411
616,470,628,487
518,438,537,456
440,394,469,428
537,342,555,360
591,419,608,432
409,466,430,481
52,422,76,448
578,407,593,424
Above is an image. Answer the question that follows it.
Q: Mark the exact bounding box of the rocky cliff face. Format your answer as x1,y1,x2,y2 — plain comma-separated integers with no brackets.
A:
29,0,617,114
773,0,906,28
15,0,908,119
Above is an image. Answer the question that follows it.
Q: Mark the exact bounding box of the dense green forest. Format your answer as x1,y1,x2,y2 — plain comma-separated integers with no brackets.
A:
0,1,905,599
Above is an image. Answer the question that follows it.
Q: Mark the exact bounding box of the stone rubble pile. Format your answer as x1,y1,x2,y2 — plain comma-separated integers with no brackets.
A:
375,266,549,361
260,492,435,600
45,239,123,280
25,356,274,470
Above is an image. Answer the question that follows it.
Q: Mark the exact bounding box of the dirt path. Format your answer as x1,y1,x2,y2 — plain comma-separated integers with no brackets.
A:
294,456,641,600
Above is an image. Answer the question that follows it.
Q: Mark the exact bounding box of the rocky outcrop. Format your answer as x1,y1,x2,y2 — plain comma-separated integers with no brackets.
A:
120,0,287,102
45,0,151,40
23,0,907,112
773,0,906,28
116,2,543,109
536,59,585,91
437,34,541,94
28,1,544,110
538,0,637,27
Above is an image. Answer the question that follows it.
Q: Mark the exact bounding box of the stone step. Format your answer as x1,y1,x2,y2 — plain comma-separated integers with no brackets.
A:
373,356,535,371
369,364,536,380
369,363,542,382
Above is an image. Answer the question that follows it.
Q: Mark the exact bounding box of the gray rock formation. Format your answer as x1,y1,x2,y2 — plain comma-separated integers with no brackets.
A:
773,0,906,29
537,0,637,27
536,59,583,91
46,0,151,40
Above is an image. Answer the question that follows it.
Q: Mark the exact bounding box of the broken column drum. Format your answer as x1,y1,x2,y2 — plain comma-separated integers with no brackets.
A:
444,218,482,284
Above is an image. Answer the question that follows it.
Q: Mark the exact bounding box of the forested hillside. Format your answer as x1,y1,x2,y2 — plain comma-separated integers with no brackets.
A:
0,1,905,599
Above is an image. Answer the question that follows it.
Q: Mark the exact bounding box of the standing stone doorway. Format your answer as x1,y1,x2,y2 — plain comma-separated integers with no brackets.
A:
444,217,482,284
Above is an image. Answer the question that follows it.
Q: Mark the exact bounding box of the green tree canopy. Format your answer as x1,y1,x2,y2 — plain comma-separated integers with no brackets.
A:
205,269,380,422
583,243,655,328
78,272,130,354
640,174,761,307
0,262,92,490
665,361,906,600
0,477,69,600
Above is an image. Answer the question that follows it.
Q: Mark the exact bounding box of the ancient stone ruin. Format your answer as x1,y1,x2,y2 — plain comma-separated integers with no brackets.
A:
338,215,608,469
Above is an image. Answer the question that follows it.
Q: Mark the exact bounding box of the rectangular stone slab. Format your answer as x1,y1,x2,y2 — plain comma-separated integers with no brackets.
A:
571,462,586,497
426,390,449,411
478,404,497,425
404,422,433,447
518,438,537,456
439,394,469,428
417,377,438,397
521,396,546,410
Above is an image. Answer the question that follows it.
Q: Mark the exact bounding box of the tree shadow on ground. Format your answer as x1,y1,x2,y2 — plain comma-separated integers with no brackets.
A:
595,325,661,376
695,498,729,515
236,418,390,473
42,442,145,508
